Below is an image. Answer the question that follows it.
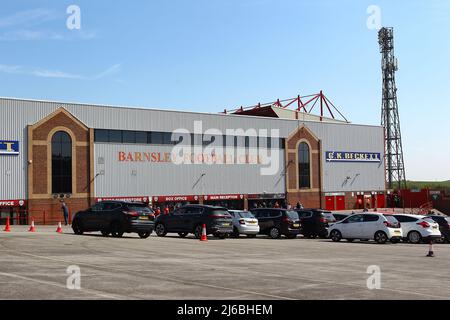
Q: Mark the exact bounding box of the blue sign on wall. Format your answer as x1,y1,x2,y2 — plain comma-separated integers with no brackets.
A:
326,151,381,163
0,141,19,155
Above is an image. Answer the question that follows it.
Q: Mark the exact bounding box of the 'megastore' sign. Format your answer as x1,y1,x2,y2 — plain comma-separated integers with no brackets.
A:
326,151,381,163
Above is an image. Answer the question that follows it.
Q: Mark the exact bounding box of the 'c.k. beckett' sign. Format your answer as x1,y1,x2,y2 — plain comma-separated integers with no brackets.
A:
326,151,381,163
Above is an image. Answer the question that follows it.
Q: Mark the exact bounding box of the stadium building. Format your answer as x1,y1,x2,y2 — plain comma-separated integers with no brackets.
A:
0,95,386,223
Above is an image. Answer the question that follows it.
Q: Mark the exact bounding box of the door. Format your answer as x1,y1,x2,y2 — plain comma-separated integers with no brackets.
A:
377,194,385,208
84,202,105,230
361,214,381,238
393,215,417,235
340,214,364,238
325,196,335,211
101,202,123,229
336,196,345,211
169,208,187,232
184,206,203,231
356,195,364,209
298,211,313,234
255,210,271,233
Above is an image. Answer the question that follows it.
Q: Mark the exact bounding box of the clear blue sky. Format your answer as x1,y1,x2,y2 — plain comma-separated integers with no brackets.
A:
0,0,448,181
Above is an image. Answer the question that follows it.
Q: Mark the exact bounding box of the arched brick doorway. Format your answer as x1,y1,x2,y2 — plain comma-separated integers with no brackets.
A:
285,125,322,209
27,108,94,224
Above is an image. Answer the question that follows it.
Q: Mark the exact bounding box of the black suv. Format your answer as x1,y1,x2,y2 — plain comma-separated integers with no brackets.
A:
250,208,301,239
72,201,155,238
428,215,450,243
296,209,330,238
154,205,233,239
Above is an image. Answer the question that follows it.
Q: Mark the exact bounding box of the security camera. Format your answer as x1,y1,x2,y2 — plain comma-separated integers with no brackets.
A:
28,160,33,164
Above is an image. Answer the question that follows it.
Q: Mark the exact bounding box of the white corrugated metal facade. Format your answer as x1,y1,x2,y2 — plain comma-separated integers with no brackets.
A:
0,97,385,200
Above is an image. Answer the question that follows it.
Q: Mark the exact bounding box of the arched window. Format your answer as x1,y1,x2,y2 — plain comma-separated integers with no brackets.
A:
52,131,72,194
298,142,310,189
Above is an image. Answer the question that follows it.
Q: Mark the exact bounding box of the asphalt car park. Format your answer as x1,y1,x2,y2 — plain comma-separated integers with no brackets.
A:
0,226,450,300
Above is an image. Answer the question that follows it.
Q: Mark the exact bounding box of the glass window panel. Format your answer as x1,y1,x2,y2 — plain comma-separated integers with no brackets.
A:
109,130,122,143
122,131,136,144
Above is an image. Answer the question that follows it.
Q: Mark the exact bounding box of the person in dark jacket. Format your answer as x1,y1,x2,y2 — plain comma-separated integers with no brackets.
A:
61,201,69,225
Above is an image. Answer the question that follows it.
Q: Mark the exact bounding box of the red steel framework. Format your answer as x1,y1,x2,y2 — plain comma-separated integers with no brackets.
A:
222,91,349,122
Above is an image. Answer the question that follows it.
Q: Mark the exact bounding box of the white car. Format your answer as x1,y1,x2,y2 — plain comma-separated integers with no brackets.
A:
328,213,403,244
392,214,442,244
228,210,260,238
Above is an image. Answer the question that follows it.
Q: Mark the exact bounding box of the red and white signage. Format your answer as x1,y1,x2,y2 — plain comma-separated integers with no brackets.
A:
203,194,244,201
95,196,150,203
0,199,26,207
153,195,199,203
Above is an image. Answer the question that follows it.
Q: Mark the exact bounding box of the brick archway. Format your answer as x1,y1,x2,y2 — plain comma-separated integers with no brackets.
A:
27,108,94,224
285,125,322,209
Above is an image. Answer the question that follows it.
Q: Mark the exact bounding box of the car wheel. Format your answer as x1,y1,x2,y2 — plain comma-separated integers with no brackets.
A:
178,232,188,238
407,231,422,244
138,232,151,239
72,219,84,235
110,222,124,238
346,239,354,242
374,231,387,244
434,236,444,244
246,234,257,238
155,223,167,237
330,230,342,242
268,227,281,239
194,225,203,239
101,230,110,237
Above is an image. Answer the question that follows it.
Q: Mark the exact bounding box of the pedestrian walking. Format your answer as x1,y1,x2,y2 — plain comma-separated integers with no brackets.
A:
61,200,69,225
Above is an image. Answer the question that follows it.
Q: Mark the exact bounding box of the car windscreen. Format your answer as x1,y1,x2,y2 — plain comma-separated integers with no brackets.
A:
127,205,153,213
286,211,299,220
210,209,232,217
238,211,255,219
383,215,400,227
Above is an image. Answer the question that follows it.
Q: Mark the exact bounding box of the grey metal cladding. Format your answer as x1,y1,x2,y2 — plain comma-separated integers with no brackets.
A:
94,144,285,197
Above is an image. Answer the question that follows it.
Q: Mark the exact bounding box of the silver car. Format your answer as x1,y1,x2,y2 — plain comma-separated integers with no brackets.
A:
228,210,260,238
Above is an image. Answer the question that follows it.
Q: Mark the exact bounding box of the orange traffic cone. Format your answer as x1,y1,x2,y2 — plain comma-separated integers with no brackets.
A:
200,224,208,242
426,240,435,257
56,222,63,233
3,217,11,232
28,220,36,233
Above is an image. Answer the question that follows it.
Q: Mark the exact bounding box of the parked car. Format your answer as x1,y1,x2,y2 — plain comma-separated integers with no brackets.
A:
427,215,450,243
228,210,260,238
296,209,330,238
72,201,155,238
328,213,402,244
250,208,301,239
154,205,233,239
392,214,442,244
332,213,351,222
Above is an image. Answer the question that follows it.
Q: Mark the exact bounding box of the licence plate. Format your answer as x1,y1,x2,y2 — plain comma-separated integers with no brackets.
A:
433,226,438,229
394,230,401,233
293,223,300,228
222,223,230,227
139,216,148,220
248,221,257,224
